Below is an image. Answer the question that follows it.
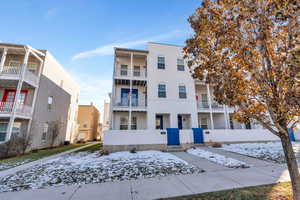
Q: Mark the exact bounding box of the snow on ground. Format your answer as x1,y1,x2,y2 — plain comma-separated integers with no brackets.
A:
187,148,250,168
221,142,300,164
0,150,202,193
0,160,33,171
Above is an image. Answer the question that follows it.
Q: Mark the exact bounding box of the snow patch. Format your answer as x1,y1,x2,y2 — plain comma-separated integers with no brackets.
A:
187,148,250,168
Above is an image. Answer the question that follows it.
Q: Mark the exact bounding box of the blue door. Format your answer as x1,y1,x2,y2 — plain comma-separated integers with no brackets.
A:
192,128,204,144
167,128,180,145
288,128,296,142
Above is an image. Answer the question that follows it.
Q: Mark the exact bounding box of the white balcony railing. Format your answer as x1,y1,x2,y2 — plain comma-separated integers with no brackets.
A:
114,98,147,108
114,69,147,79
211,102,224,109
0,66,21,76
0,102,33,117
197,101,210,109
0,66,39,86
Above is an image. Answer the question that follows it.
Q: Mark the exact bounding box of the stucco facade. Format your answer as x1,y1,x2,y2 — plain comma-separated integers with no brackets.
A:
77,104,100,141
0,42,79,152
105,42,266,149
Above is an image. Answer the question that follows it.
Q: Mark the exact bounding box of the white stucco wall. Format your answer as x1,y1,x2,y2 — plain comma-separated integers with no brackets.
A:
147,43,198,130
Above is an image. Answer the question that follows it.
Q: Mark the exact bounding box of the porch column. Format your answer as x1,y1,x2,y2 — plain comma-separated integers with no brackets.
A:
6,48,30,141
223,105,229,129
128,53,133,130
0,47,8,72
206,84,214,129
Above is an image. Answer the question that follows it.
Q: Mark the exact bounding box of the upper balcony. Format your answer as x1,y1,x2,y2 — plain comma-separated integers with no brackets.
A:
114,48,148,83
112,97,147,112
0,65,39,87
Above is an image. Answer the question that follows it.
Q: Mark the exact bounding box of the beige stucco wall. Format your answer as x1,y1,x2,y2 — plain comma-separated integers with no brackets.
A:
77,105,100,141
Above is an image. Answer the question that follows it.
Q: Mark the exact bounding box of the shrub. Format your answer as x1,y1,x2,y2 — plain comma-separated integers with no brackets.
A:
130,147,137,153
99,150,109,156
212,142,222,148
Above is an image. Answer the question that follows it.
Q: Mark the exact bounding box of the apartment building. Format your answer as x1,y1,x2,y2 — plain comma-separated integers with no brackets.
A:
102,100,110,132
104,42,276,151
77,103,100,141
0,42,80,152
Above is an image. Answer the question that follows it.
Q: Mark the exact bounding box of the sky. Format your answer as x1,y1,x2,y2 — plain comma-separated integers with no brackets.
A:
0,0,200,119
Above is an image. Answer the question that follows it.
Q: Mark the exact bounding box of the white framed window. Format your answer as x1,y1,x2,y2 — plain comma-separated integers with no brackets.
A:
177,59,185,71
83,120,88,128
0,123,8,141
179,85,187,99
120,117,128,130
48,96,53,111
157,56,165,69
133,66,140,76
131,116,137,130
158,84,166,98
42,123,48,141
200,118,208,129
120,65,128,76
28,62,38,73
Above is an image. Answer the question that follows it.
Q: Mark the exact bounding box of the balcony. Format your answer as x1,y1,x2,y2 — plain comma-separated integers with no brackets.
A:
0,66,39,87
197,101,210,110
197,100,224,112
211,101,224,110
112,98,147,111
114,68,147,80
0,102,33,119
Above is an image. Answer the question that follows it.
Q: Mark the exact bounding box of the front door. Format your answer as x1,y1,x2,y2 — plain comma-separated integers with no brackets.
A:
156,115,163,130
178,115,183,130
2,90,28,104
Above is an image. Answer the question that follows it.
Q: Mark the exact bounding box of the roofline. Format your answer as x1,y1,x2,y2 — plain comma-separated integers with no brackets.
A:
114,47,148,53
148,42,184,48
0,42,47,53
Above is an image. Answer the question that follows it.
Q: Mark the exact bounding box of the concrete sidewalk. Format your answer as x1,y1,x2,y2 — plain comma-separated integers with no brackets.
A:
0,150,291,200
0,142,98,178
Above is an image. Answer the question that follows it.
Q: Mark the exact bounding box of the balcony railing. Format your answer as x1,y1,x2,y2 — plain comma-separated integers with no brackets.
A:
0,66,39,86
114,69,147,79
114,98,146,108
0,66,21,76
211,102,224,109
197,101,210,109
0,102,33,117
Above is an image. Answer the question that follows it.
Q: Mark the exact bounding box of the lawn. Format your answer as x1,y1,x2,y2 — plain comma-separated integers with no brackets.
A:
0,150,202,193
0,143,87,171
75,143,102,152
161,182,292,200
221,142,300,164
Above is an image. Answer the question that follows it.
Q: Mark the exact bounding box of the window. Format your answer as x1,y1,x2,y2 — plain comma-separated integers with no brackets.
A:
157,56,165,69
201,94,209,108
28,62,38,74
133,66,140,76
12,122,21,135
158,84,166,98
200,118,208,129
9,60,21,67
120,65,128,76
48,96,53,111
0,123,8,141
83,121,88,128
42,123,48,141
179,85,187,99
131,117,137,130
120,117,128,130
177,59,185,71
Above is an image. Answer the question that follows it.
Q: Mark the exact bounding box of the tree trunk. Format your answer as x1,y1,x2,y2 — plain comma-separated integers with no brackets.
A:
281,134,300,200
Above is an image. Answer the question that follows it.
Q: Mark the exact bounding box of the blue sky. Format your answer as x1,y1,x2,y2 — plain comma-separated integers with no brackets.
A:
0,0,200,116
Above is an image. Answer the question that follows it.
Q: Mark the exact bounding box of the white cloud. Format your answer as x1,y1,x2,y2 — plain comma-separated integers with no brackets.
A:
71,30,185,61
45,8,59,19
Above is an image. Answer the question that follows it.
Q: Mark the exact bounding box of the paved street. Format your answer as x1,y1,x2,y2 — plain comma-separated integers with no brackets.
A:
0,149,291,200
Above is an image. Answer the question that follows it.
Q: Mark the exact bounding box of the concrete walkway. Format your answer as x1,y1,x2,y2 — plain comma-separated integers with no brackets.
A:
0,142,98,178
0,150,291,200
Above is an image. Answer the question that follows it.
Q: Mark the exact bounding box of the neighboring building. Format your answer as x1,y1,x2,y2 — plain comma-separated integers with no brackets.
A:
102,100,110,132
77,103,100,141
104,42,275,151
0,42,79,152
